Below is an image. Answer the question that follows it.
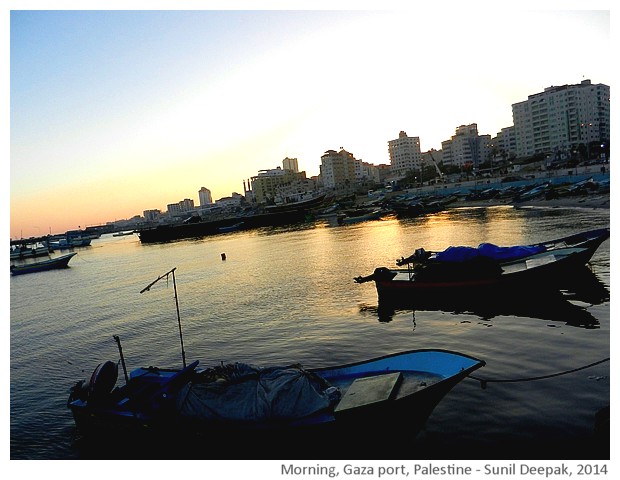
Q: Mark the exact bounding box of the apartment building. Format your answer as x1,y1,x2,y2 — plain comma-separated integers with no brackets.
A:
198,187,213,207
319,149,357,190
388,131,422,177
512,79,610,158
250,167,304,204
441,124,491,168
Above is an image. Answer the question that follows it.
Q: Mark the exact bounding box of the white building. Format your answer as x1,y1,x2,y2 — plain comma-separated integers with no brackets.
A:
492,126,517,159
512,79,610,158
282,157,299,173
250,167,303,203
441,124,491,168
388,131,422,177
198,187,213,207
319,149,357,190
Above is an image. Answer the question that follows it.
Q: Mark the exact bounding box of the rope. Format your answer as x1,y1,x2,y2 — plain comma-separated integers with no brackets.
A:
469,357,610,389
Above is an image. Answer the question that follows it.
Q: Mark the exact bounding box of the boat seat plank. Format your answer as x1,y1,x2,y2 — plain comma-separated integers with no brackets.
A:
334,372,402,413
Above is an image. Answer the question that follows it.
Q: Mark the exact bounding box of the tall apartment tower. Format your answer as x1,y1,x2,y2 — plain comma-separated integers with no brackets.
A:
441,124,491,168
319,149,357,190
198,187,213,207
512,79,610,158
388,131,422,177
282,157,299,173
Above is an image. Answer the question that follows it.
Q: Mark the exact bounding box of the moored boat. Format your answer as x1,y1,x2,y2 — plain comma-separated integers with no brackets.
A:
217,221,245,233
68,347,484,441
10,252,77,275
67,267,485,455
337,208,387,225
373,265,608,328
396,227,609,266
10,241,51,259
355,228,609,301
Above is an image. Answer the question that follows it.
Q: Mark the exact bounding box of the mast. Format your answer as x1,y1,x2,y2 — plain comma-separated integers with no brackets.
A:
140,267,187,368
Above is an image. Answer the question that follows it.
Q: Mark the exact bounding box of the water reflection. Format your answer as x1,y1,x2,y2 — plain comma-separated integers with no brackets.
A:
362,266,608,329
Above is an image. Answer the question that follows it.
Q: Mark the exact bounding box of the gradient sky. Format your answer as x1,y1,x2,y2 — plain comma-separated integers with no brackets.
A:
8,3,612,239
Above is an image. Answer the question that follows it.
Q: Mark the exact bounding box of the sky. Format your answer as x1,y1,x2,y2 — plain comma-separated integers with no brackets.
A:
7,1,613,239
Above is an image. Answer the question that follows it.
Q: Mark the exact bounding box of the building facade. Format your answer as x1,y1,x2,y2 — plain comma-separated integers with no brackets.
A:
388,131,422,177
441,124,491,168
198,187,213,207
282,157,299,173
250,167,304,204
319,149,357,191
492,126,517,160
512,79,610,159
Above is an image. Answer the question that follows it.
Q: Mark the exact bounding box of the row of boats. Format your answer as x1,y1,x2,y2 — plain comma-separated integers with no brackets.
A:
136,176,609,244
9,231,95,275
65,227,609,457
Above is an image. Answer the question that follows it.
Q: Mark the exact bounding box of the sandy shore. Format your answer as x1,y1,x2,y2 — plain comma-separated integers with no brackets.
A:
453,192,610,210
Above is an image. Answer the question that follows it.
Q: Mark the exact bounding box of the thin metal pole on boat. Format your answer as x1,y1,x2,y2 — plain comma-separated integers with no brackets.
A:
140,267,187,368
113,334,130,384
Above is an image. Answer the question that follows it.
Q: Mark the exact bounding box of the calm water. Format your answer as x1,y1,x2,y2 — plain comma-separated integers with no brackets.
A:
10,205,610,460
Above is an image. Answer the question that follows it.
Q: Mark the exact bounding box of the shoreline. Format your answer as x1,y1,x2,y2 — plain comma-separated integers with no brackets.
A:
451,193,610,211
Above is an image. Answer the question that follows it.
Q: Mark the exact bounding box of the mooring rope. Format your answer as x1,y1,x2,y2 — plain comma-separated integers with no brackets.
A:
469,357,610,389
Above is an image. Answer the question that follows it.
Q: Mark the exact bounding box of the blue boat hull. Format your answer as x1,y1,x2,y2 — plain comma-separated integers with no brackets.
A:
68,349,485,452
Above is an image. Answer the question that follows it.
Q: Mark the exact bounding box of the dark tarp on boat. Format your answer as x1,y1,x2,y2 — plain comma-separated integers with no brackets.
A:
435,243,546,262
175,363,338,423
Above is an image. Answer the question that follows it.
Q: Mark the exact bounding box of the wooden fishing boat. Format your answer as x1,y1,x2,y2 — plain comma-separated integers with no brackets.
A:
66,267,484,454
373,265,608,328
10,252,77,275
337,208,387,225
67,348,484,439
356,228,609,301
112,230,135,237
217,221,245,233
396,227,610,267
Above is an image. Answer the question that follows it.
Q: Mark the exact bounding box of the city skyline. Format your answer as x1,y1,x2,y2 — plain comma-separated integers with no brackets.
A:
9,4,612,239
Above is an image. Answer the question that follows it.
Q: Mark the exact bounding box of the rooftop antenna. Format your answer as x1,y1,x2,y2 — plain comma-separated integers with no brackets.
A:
140,267,186,368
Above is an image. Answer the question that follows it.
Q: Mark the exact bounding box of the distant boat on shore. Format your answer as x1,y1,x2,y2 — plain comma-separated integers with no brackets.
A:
264,192,328,213
112,230,135,237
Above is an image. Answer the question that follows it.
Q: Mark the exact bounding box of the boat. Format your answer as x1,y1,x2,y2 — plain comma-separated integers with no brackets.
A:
10,241,51,259
372,265,608,328
395,227,610,267
10,252,77,275
68,348,484,441
49,236,92,249
355,228,609,301
217,221,244,233
67,268,485,454
137,210,311,243
337,208,387,225
112,230,135,237
263,192,328,214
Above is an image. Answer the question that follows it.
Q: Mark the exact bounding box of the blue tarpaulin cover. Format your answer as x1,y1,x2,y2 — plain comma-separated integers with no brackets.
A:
435,243,546,262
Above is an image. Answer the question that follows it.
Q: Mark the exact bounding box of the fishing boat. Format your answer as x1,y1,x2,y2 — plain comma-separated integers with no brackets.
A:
263,192,328,214
395,227,610,267
373,265,608,328
9,241,51,259
68,348,484,441
355,228,609,301
10,252,77,275
217,221,244,233
337,208,387,225
67,268,485,452
48,236,92,250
